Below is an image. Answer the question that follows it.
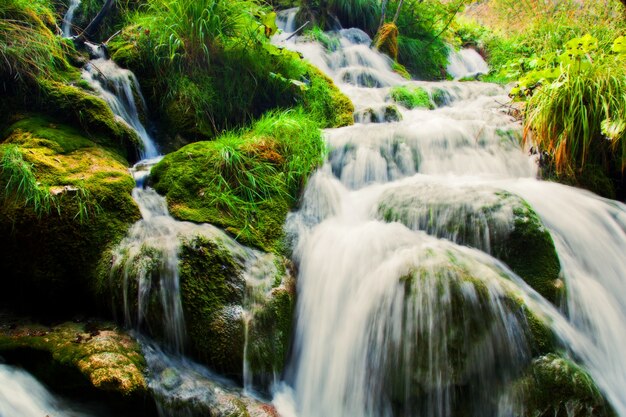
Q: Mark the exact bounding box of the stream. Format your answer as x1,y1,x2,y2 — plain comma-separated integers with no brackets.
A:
3,5,626,417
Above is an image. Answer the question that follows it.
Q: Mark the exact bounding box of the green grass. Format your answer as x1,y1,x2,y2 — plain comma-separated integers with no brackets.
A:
0,145,55,216
524,58,626,176
0,0,73,90
390,85,434,109
151,108,325,251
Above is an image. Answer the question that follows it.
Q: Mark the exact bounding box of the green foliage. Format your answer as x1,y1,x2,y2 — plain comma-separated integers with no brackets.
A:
390,85,434,109
398,35,449,80
298,0,380,34
109,0,352,143
0,145,55,216
303,26,340,52
514,35,626,183
151,109,325,251
0,0,73,91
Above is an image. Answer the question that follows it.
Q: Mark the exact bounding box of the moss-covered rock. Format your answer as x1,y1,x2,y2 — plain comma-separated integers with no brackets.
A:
515,354,613,417
107,22,353,146
107,228,295,387
376,184,563,305
0,116,140,315
246,277,296,390
301,64,354,128
39,80,142,160
150,109,324,252
374,23,399,61
378,244,557,416
0,320,146,397
389,85,435,110
178,235,246,377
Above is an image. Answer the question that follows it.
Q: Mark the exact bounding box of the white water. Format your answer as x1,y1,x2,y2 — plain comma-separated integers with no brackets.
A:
274,9,626,417
62,0,81,37
0,364,91,417
82,55,159,159
446,48,490,80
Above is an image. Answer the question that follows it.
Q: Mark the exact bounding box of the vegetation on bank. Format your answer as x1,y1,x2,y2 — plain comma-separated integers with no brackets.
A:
151,109,325,252
107,0,352,147
455,0,626,199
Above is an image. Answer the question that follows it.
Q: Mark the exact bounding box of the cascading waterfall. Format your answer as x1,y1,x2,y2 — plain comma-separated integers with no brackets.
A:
446,48,490,80
81,43,284,415
273,9,626,417
62,0,81,37
81,50,159,159
0,364,91,417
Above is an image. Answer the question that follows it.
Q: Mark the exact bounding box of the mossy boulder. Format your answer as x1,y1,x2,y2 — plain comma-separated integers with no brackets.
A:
374,23,399,61
150,109,325,252
0,320,147,397
378,243,557,415
107,24,352,146
179,235,294,385
376,184,563,304
178,235,246,377
40,80,142,160
0,116,140,315
389,85,435,110
107,228,295,388
301,64,354,128
515,354,613,417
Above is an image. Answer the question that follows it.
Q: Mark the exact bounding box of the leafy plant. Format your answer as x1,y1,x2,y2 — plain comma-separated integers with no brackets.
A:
518,34,626,180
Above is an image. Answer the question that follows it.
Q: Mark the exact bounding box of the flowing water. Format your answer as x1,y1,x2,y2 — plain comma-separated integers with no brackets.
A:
62,0,81,37
79,43,284,414
0,364,92,417
273,9,626,417
81,49,159,159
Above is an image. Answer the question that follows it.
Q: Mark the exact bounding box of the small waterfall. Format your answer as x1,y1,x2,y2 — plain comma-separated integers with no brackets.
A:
62,0,81,37
0,364,91,417
446,48,490,80
501,180,626,416
81,55,159,159
273,14,626,417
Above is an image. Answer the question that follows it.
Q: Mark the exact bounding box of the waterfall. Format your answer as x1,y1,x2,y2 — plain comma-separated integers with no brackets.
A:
273,11,626,417
446,48,490,80
0,364,92,417
62,0,81,37
81,54,159,159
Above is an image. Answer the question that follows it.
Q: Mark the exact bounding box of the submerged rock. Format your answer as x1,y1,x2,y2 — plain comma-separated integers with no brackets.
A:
355,104,402,123
514,353,613,417
376,183,563,304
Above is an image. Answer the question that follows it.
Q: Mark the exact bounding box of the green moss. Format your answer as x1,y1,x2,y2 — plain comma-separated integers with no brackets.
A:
247,285,295,386
494,202,563,305
151,109,324,252
300,64,355,128
390,86,434,110
39,80,142,159
178,235,245,376
517,354,612,417
0,320,147,396
377,187,563,305
0,117,140,315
